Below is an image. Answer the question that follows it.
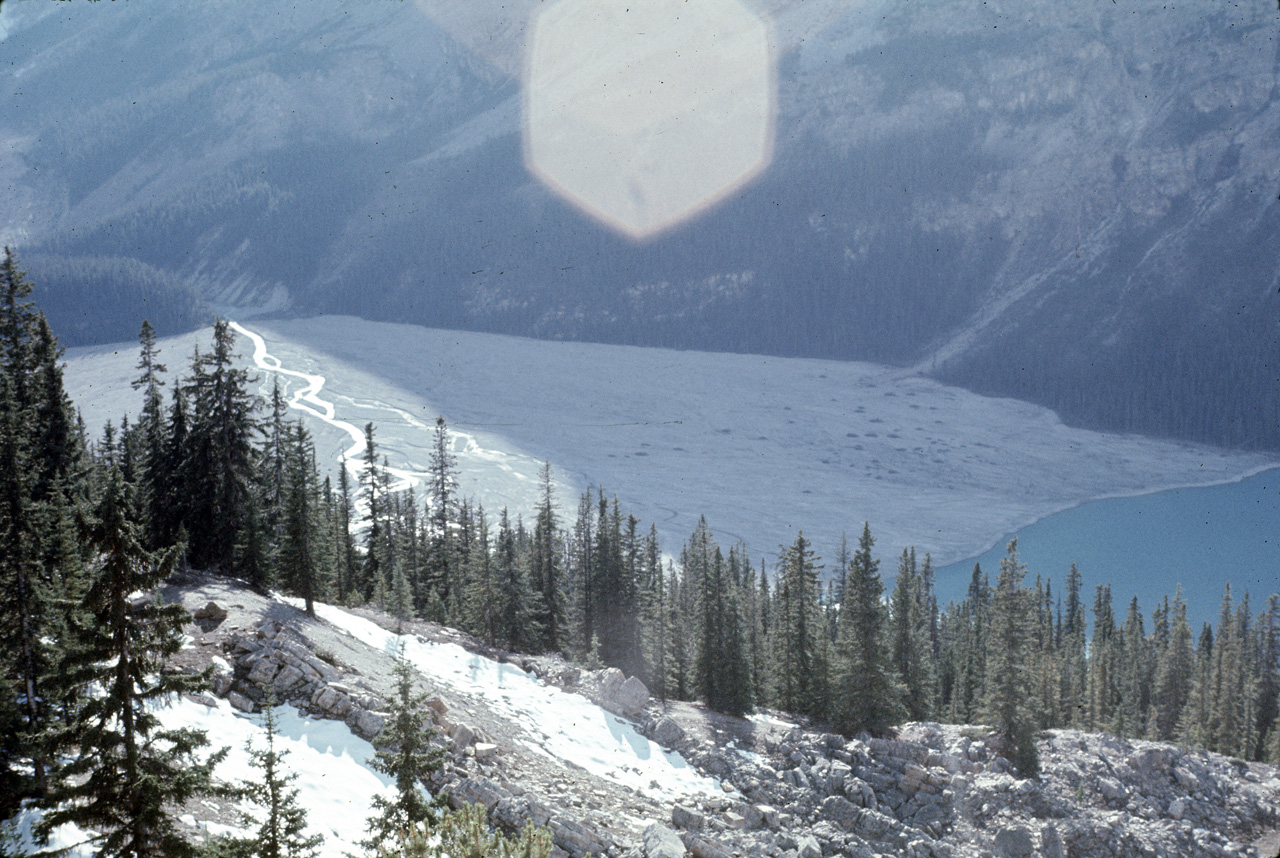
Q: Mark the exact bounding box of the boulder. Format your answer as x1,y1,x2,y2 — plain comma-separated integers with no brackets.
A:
549,817,610,858
994,827,1034,858
651,716,687,748
246,657,280,687
818,795,860,829
474,742,498,761
193,601,228,622
605,675,650,717
452,723,477,748
227,691,255,713
795,835,822,858
1098,777,1128,804
448,777,509,810
354,709,387,738
643,823,686,858
273,664,306,693
681,835,733,858
1039,824,1065,858
671,804,704,831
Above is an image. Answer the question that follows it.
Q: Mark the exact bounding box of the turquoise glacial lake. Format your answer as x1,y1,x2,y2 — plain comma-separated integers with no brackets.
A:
936,469,1280,632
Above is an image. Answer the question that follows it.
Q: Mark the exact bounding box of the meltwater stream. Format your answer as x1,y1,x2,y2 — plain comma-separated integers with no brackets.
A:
230,321,427,498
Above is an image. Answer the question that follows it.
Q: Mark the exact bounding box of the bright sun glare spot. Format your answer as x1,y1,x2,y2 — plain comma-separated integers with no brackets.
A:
524,0,775,240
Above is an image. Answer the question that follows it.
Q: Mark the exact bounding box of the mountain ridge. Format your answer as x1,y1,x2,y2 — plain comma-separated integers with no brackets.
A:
3,0,1279,446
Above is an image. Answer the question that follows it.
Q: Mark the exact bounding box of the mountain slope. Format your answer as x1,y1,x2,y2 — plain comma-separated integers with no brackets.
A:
13,576,1278,858
3,0,1279,446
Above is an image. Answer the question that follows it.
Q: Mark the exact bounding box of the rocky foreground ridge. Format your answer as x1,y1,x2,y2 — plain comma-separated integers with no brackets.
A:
172,578,1280,858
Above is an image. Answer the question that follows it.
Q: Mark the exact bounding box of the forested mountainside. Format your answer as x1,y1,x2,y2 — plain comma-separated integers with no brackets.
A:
4,249,1280,858
3,0,1279,448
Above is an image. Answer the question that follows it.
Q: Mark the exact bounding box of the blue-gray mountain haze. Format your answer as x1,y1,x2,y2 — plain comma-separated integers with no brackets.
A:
2,0,1278,447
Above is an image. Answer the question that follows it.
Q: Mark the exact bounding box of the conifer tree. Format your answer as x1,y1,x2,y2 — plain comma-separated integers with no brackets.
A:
689,522,752,716
1178,623,1215,748
889,547,934,721
1087,584,1117,730
335,458,359,602
492,508,540,652
132,320,168,548
1148,588,1194,741
530,462,563,652
639,525,668,698
360,423,388,605
984,538,1039,778
280,423,320,617
184,319,259,572
832,523,902,735
1059,563,1088,728
229,696,322,858
38,468,225,858
465,506,498,645
364,648,446,853
0,372,50,797
1252,595,1279,760
1114,596,1151,737
424,417,457,612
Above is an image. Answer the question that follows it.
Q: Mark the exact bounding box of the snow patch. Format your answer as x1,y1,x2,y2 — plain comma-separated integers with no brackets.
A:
297,598,725,801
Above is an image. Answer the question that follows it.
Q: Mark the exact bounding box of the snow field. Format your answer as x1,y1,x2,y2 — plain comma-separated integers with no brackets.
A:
299,598,728,801
161,696,395,856
3,697,392,858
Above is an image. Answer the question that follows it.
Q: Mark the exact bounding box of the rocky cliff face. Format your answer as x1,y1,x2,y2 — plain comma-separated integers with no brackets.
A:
3,0,1278,446
175,579,1280,858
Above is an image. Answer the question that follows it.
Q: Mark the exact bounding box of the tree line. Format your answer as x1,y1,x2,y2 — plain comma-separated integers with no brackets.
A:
2,245,1279,852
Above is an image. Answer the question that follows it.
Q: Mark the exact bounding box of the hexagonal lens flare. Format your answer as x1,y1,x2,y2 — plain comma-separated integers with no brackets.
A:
524,0,775,239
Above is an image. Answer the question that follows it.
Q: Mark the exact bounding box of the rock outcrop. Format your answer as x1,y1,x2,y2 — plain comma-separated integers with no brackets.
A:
202,602,1280,858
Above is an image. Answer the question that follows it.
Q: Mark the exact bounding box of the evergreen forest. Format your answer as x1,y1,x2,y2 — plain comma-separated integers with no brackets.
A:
2,248,1279,855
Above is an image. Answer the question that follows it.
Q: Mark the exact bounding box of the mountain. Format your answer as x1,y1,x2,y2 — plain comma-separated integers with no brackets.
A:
3,0,1279,447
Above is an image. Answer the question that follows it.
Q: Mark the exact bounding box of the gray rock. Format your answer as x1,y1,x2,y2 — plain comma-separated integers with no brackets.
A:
549,815,610,857
795,835,822,858
671,804,704,831
643,823,686,858
680,834,732,858
227,691,255,713
604,675,649,716
212,673,234,696
246,656,280,687
452,722,477,748
994,826,1033,858
818,795,859,829
651,716,687,748
448,777,509,810
733,802,763,830
312,686,352,718
1098,776,1128,804
1039,824,1065,858
355,709,386,738
474,742,498,761
273,664,306,693
193,601,228,622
